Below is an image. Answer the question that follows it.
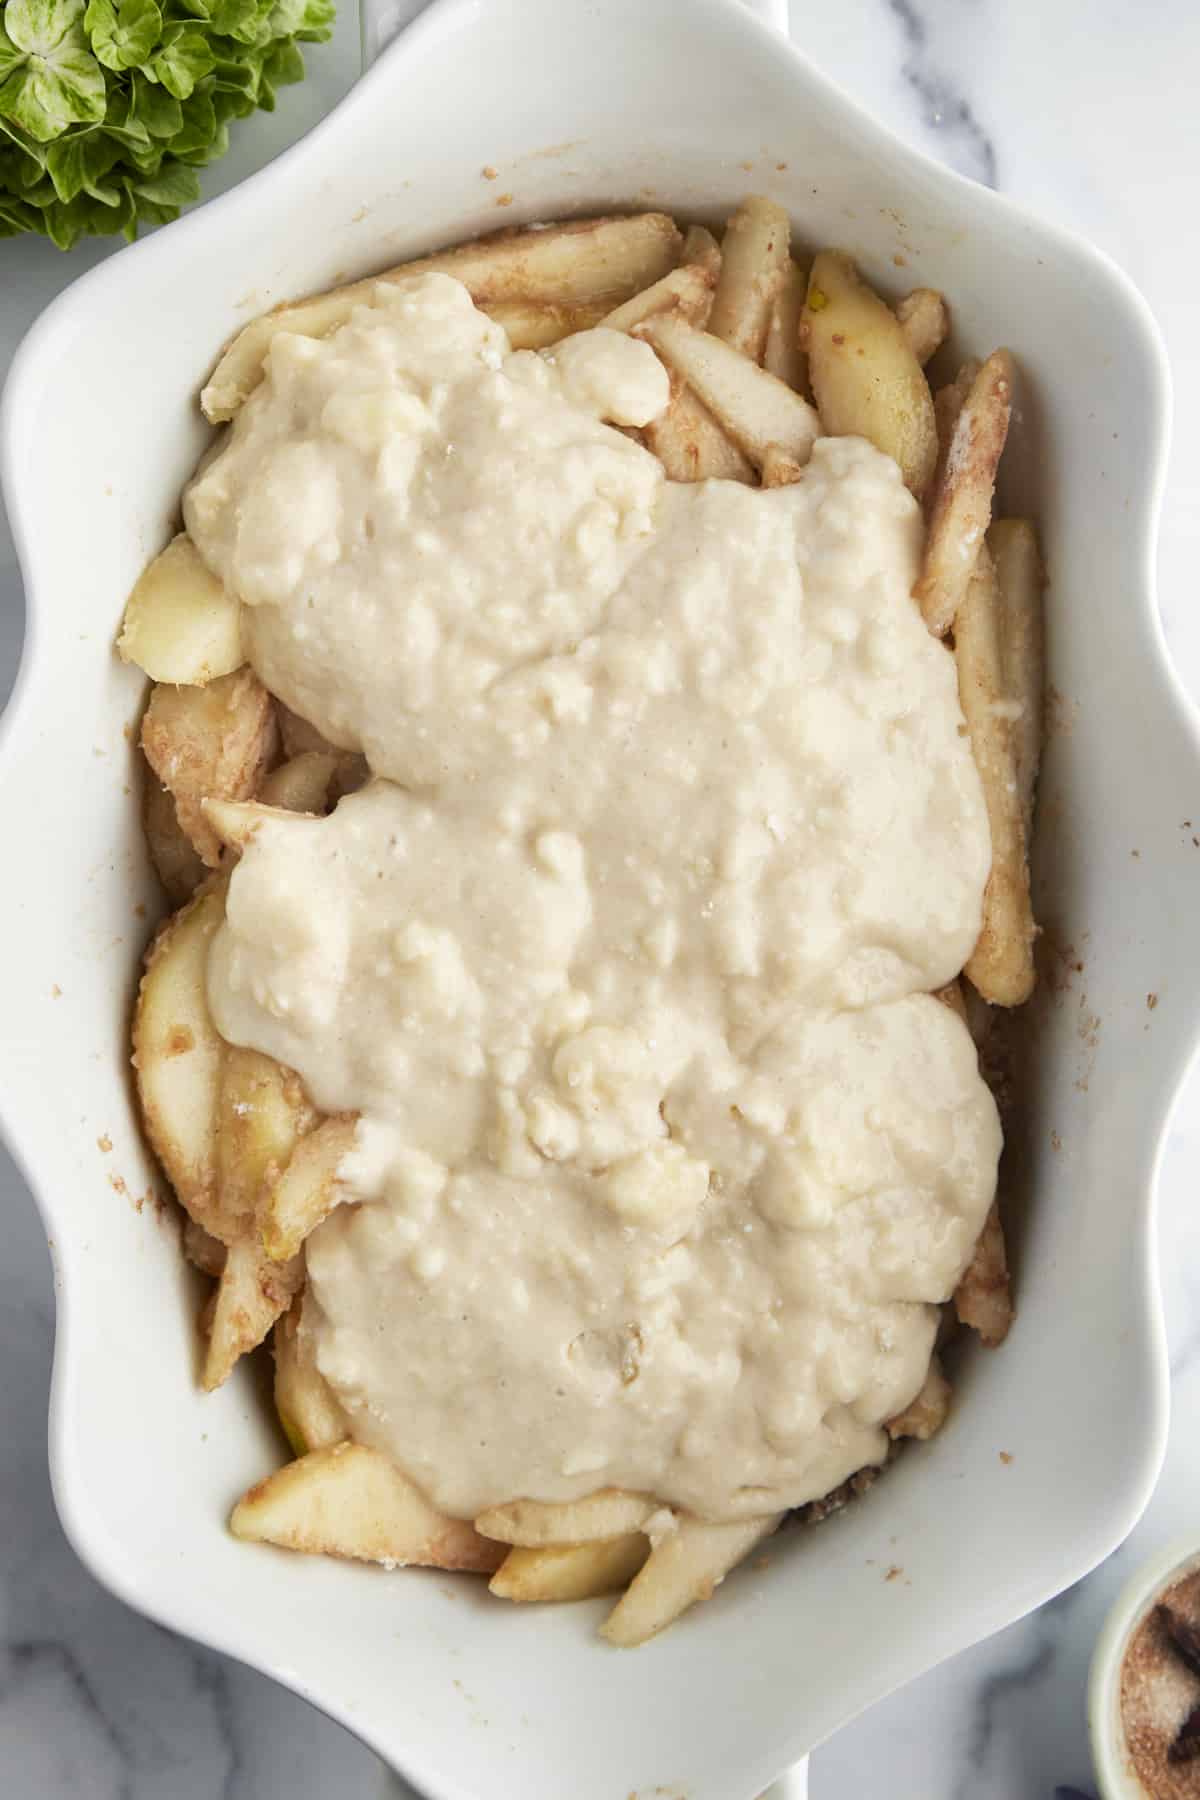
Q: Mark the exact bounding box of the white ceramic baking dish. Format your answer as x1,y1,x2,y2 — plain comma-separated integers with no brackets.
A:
0,1,1189,1795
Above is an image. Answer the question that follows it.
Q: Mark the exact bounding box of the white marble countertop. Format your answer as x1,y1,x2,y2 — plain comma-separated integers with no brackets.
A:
2,2,1199,1794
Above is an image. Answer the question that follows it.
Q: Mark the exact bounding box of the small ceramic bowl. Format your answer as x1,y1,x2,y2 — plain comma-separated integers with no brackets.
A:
1090,1541,1200,1799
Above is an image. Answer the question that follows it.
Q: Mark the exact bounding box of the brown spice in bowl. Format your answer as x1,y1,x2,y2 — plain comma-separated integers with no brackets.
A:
1121,1567,1200,1795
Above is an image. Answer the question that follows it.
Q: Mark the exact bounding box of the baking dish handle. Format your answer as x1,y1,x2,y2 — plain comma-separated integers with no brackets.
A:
361,0,789,72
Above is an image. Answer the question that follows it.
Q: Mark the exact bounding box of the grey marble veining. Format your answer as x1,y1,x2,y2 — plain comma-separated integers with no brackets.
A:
2,2,1200,1795
883,0,999,186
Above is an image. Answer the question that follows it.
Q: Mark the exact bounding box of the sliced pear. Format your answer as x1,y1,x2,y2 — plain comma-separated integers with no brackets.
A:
133,882,226,1235
886,1354,951,1441
680,223,722,281
601,265,715,333
141,667,279,867
636,313,818,470
915,349,1015,635
988,517,1045,841
217,1046,319,1240
273,1295,348,1457
486,298,610,348
643,378,754,484
802,250,938,498
760,445,804,490
707,196,790,364
182,1217,226,1277
489,1535,648,1603
762,257,810,395
476,1488,656,1548
203,1236,303,1390
118,533,243,686
202,214,683,422
201,796,298,854
958,546,1037,1005
273,710,371,805
894,286,949,367
261,1113,359,1262
932,357,981,462
954,1201,1014,1346
258,751,340,814
230,1443,504,1573
600,1512,781,1648
143,768,206,907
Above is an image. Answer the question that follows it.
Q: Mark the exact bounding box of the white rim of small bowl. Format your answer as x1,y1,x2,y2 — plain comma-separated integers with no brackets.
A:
1089,1539,1200,1799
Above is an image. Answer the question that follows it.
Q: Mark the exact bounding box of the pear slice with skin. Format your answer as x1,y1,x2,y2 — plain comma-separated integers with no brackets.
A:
260,1114,359,1262
273,1296,348,1457
231,1443,504,1574
133,880,227,1237
118,533,243,686
489,1535,649,1603
216,1046,318,1243
203,1237,303,1391
601,1512,782,1647
476,1488,657,1548
143,772,206,907
636,312,819,469
258,751,341,815
801,249,938,500
141,668,277,868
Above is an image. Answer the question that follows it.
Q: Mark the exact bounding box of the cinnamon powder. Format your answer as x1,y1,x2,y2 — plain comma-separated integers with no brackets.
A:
1121,1569,1200,1796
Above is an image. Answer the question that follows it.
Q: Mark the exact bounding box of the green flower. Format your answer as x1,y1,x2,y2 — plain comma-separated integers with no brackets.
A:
0,0,106,141
84,0,160,72
0,0,332,242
